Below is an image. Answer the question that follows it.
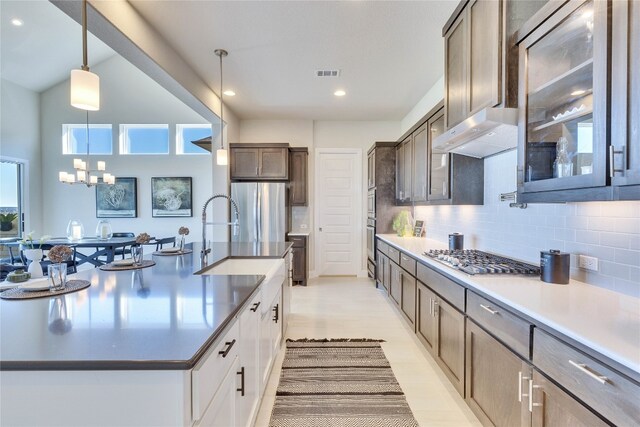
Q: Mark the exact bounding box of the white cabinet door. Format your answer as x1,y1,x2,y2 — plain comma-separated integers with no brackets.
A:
271,288,283,356
236,292,261,427
197,357,238,427
259,304,274,394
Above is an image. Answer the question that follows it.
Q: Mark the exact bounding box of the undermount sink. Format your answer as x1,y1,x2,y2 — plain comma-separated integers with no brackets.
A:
200,258,283,277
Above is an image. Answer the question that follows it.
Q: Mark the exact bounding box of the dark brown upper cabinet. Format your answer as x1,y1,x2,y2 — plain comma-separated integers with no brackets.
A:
412,125,428,203
395,137,413,204
396,101,483,206
288,148,308,206
611,0,640,199
230,143,289,181
516,0,611,202
443,0,545,130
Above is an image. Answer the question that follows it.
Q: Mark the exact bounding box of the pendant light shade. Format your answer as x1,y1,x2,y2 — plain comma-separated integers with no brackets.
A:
70,0,100,112
70,69,100,111
216,148,228,166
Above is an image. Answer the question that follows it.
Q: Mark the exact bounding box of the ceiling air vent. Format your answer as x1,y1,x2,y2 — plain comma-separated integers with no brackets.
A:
315,70,341,77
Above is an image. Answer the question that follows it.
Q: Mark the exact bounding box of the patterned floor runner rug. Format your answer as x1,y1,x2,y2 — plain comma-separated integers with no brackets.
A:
269,339,419,427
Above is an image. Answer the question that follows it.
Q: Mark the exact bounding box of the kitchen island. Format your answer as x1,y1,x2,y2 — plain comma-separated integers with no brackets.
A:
0,242,291,427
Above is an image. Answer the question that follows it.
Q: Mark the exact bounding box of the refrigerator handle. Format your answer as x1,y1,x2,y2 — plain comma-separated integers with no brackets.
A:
256,185,261,243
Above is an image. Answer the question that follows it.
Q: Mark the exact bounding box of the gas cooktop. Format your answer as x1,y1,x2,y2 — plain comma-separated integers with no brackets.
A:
424,249,540,275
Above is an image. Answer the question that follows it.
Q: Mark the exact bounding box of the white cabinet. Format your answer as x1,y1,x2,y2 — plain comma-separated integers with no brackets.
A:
192,322,240,423
236,292,262,427
197,357,239,427
259,287,282,393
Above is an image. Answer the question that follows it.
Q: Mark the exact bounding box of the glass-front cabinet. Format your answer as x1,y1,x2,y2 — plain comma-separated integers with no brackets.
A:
517,0,609,197
428,109,449,201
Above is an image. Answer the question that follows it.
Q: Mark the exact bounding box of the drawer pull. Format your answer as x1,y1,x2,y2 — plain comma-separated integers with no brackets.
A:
250,302,261,312
568,360,609,385
401,255,409,261
480,304,499,315
273,304,279,323
218,339,236,358
528,379,542,412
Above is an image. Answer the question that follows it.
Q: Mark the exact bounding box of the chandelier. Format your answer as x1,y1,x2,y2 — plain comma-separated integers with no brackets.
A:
59,0,113,187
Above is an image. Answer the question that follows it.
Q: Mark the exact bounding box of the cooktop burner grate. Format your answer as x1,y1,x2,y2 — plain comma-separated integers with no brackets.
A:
424,249,540,275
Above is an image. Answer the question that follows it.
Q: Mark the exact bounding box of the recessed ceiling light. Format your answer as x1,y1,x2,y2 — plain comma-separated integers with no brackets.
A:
11,18,23,26
571,89,586,96
334,90,346,97
223,90,235,96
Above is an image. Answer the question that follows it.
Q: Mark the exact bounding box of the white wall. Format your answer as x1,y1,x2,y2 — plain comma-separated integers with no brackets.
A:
0,78,42,233
239,119,400,275
400,75,444,135
40,55,216,241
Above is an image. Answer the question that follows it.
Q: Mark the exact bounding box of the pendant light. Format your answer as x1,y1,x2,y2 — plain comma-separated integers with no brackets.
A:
214,49,228,166
70,0,100,111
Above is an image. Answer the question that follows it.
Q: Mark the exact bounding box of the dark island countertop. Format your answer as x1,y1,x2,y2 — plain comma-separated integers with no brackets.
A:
0,242,292,371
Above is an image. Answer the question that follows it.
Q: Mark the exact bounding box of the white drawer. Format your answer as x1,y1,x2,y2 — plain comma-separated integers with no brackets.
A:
192,321,240,422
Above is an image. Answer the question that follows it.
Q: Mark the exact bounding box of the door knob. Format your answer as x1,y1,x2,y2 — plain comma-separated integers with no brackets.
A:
319,227,323,232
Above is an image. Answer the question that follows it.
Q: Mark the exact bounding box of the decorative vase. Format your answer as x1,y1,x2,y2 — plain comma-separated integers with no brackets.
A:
23,248,44,279
48,263,67,291
95,220,113,240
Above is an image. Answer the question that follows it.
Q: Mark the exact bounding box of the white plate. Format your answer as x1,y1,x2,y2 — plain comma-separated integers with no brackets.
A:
19,282,50,292
161,247,180,253
112,259,135,266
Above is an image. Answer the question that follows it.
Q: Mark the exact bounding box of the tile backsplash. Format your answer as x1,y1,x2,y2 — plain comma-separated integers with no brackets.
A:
413,150,640,297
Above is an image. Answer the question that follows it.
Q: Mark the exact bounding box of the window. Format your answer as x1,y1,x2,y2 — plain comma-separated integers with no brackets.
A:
176,124,212,155
62,124,112,155
120,124,169,155
0,160,24,238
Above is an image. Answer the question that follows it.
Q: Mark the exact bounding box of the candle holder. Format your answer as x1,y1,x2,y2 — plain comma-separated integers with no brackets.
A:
66,220,85,241
96,220,113,240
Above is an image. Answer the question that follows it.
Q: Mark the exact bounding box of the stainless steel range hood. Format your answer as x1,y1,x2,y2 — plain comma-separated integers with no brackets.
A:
432,108,519,158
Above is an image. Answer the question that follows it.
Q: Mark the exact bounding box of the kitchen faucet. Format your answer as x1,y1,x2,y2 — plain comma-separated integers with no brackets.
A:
201,194,240,261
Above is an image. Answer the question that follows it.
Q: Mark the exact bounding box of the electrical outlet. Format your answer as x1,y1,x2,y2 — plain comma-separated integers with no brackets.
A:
578,255,598,272
300,224,308,229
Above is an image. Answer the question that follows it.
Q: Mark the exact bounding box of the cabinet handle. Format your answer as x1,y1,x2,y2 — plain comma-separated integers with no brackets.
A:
609,145,625,178
528,379,542,412
480,304,499,315
237,366,245,396
250,302,261,312
256,166,259,175
401,255,409,262
433,300,438,316
568,360,609,385
518,371,530,403
273,304,279,323
429,298,433,316
218,339,236,358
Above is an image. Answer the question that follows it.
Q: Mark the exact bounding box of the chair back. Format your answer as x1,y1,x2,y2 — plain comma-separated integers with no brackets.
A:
154,237,176,251
112,232,135,238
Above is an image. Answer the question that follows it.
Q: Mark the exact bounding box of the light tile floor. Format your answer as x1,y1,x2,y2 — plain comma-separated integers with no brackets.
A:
254,276,482,427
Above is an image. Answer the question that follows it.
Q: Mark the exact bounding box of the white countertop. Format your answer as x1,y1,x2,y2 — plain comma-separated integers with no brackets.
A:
377,234,640,375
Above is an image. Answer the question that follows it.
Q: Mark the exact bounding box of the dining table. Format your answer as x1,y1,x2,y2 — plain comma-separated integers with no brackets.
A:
5,236,149,267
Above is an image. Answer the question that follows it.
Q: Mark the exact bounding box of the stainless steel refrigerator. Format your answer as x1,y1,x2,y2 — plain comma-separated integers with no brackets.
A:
231,182,287,242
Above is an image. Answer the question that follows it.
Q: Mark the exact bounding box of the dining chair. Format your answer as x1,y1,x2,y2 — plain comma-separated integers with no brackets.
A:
153,237,176,251
112,232,135,259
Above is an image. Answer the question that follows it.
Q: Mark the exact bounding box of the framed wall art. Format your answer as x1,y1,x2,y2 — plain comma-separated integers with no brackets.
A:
151,177,192,217
96,177,138,218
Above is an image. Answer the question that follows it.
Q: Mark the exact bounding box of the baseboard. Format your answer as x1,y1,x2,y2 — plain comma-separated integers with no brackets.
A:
357,269,369,278
309,270,318,279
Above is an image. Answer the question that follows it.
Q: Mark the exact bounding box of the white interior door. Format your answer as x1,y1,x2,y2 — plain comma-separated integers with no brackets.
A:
315,149,362,276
